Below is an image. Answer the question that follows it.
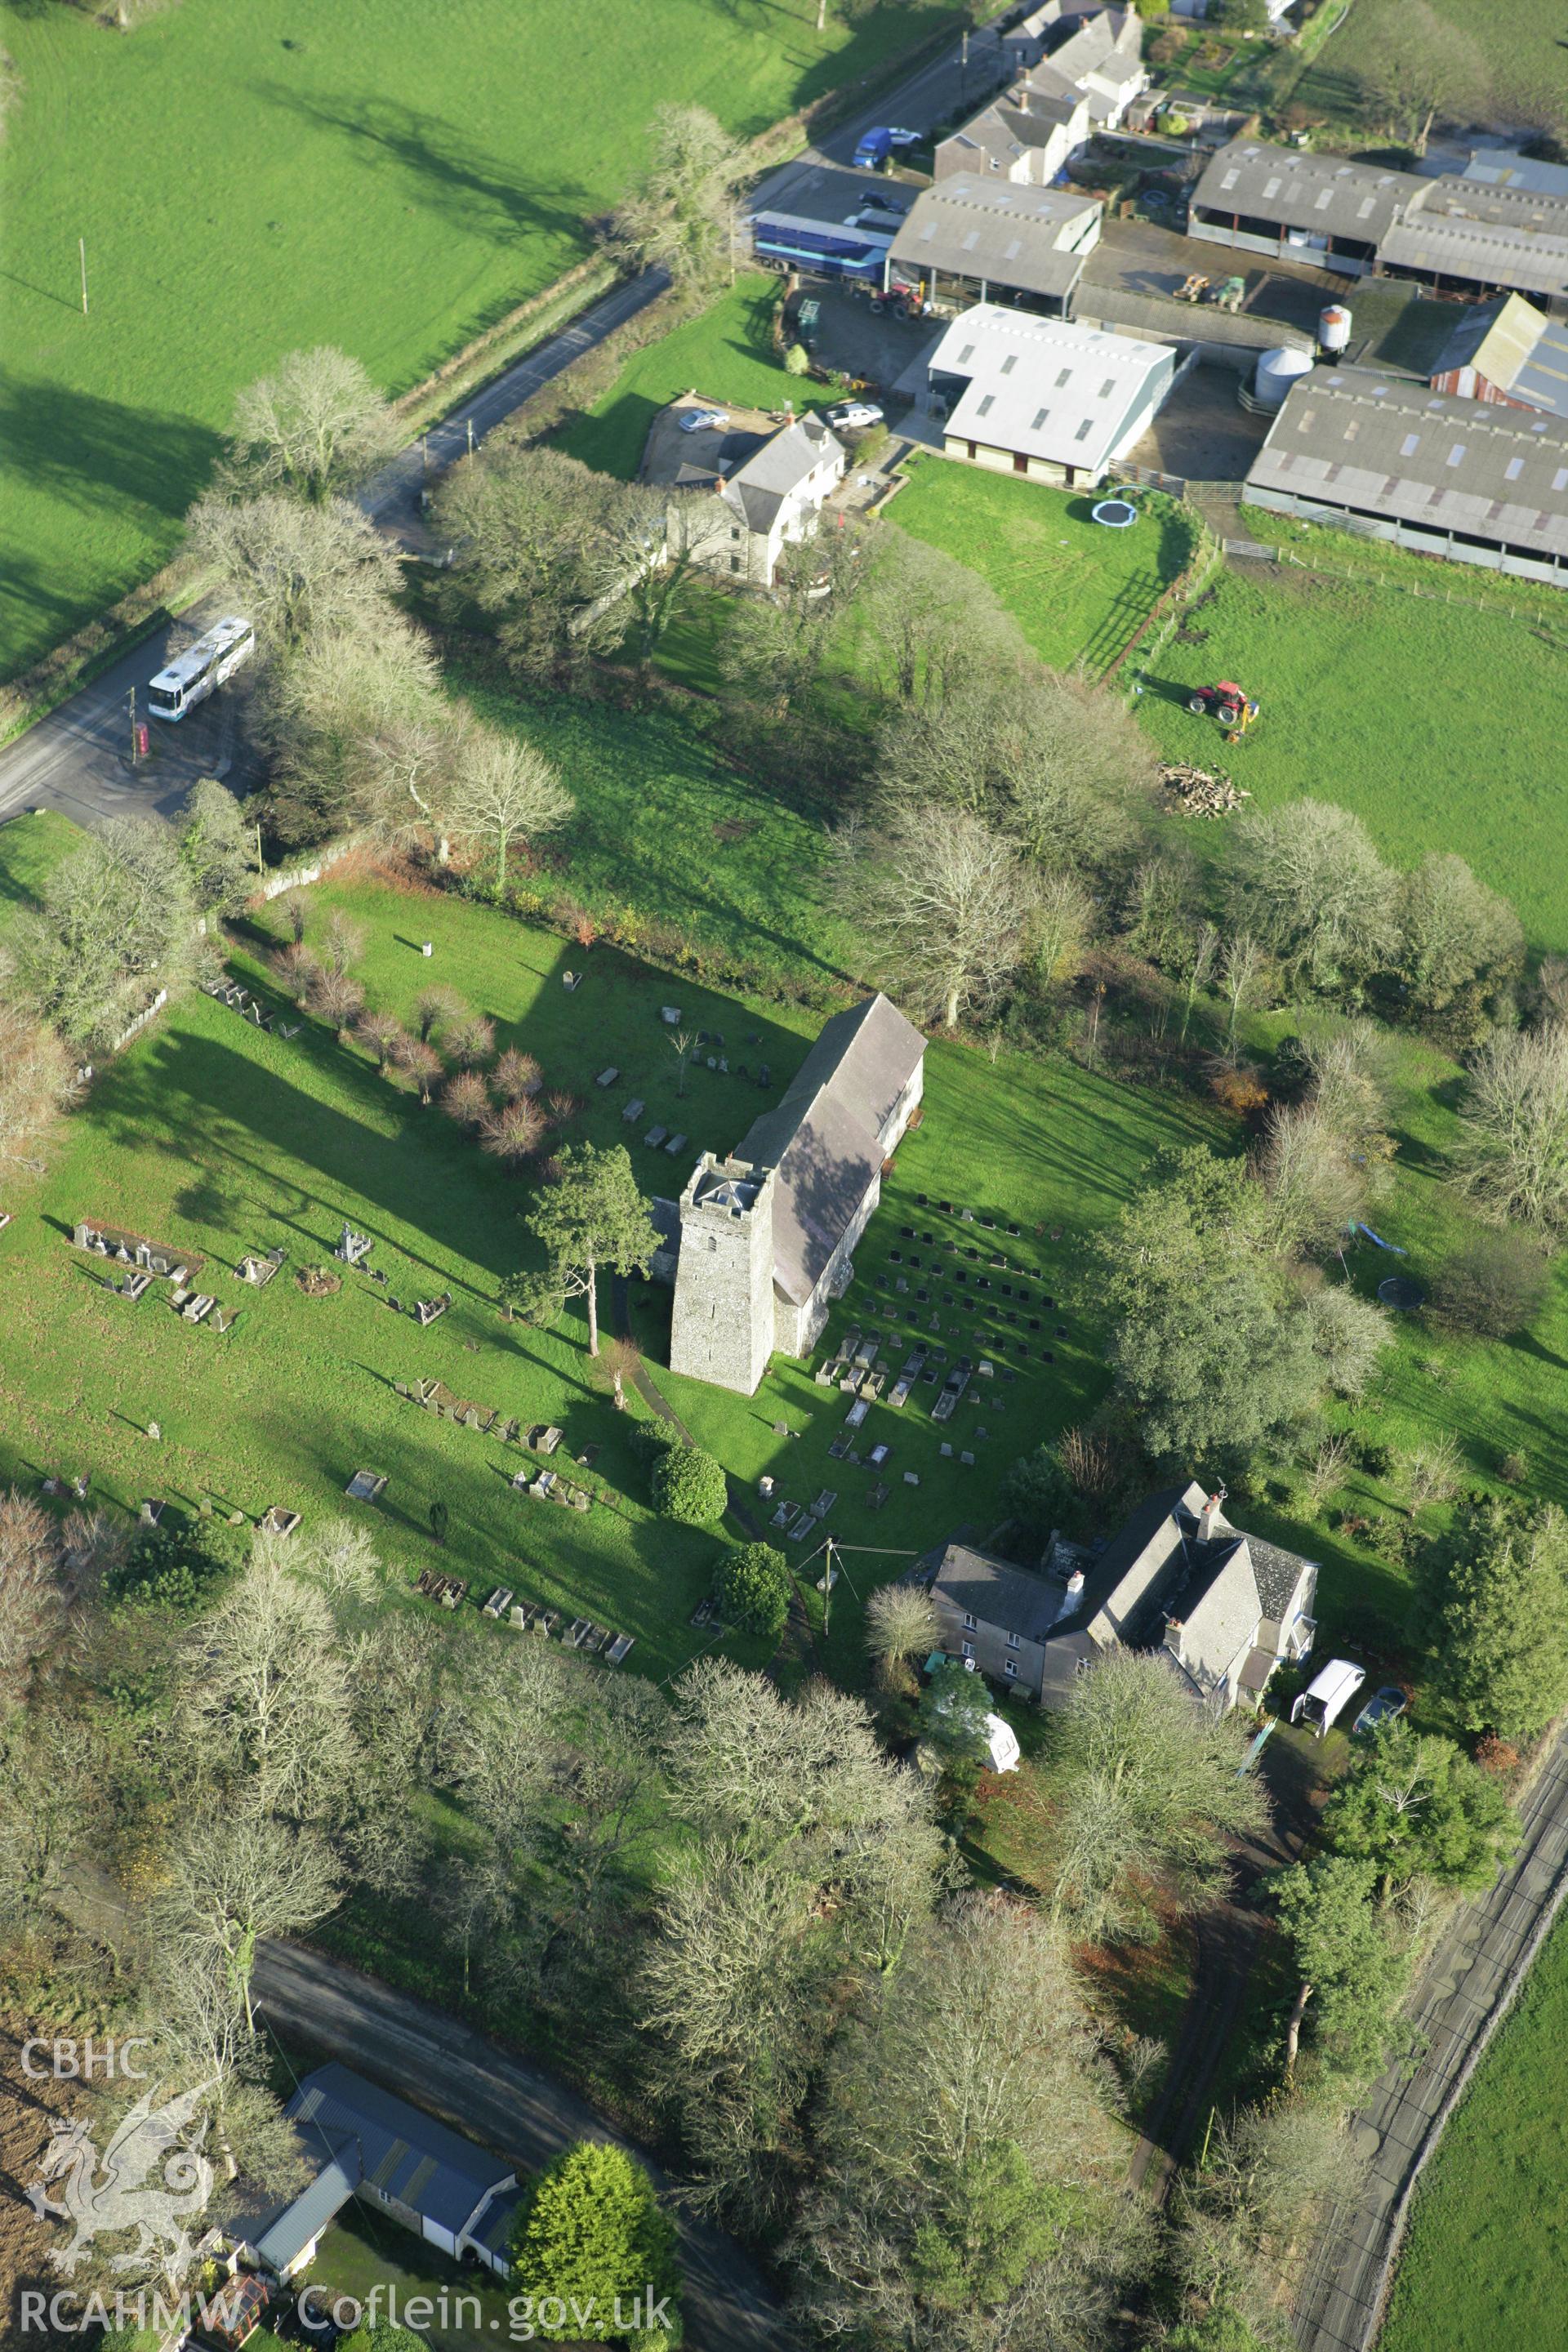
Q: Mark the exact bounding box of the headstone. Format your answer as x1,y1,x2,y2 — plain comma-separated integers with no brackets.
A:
421,942,433,957
662,1006,681,1024
146,1421,161,1441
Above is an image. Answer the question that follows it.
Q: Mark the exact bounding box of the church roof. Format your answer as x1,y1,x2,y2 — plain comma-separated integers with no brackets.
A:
736,993,925,1306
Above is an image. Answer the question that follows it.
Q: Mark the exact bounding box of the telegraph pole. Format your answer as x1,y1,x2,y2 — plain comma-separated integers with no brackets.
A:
127,685,138,766
79,238,88,317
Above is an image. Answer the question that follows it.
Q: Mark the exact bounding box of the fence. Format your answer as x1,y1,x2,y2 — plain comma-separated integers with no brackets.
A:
1225,539,1565,630
74,989,167,1087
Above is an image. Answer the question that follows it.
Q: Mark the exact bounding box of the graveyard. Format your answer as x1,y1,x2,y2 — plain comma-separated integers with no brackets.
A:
0,862,1219,1689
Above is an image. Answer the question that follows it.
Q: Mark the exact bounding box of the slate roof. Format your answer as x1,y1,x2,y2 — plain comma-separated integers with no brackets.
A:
287,2062,512,2238
720,413,844,537
930,305,1175,471
1192,140,1416,243
735,993,924,1307
889,178,1101,301
1247,366,1568,560
933,1541,1065,1644
219,2123,358,2274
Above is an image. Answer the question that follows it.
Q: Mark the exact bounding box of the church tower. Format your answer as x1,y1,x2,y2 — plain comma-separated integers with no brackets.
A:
669,1153,777,1396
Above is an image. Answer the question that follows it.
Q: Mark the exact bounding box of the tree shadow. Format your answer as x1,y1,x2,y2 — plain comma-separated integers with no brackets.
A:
0,370,223,529
255,86,592,252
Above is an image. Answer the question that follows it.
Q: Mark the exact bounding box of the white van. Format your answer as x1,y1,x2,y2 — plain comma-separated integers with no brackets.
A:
1291,1659,1365,1740
147,616,255,721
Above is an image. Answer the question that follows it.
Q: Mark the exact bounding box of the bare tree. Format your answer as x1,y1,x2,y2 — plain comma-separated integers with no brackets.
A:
7,817,194,1048
669,1027,697,1099
1254,1100,1366,1256
1301,1432,1354,1515
416,984,466,1041
864,1583,940,1692
186,493,404,655
393,1035,445,1103
0,1491,69,1691
442,1070,490,1128
492,1045,542,1101
1060,1423,1118,1502
1221,929,1267,1052
589,1334,643,1412
862,529,1030,708
831,806,1036,1030
433,444,639,684
157,1813,340,2030
480,1097,546,1166
1455,1022,1568,1233
1406,1432,1463,1514
305,964,363,1040
444,1013,496,1069
0,1003,79,1174
447,732,574,896
180,1553,354,1823
1236,801,1396,994
608,105,747,287
1031,868,1095,996
223,345,396,503
354,1008,403,1070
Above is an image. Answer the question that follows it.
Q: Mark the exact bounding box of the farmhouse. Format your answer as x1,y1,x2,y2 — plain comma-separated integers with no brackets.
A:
887,177,1102,315
927,305,1177,485
212,2061,522,2285
1192,138,1568,305
666,993,925,1392
937,5,1147,185
687,412,847,590
1245,366,1568,584
929,1482,1318,1710
1429,294,1568,420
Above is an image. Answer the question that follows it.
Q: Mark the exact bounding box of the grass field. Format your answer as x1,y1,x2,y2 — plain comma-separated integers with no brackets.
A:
0,807,78,939
1129,543,1568,955
1290,0,1568,136
893,461,1200,674
0,0,952,682
1379,1904,1568,2352
555,274,831,481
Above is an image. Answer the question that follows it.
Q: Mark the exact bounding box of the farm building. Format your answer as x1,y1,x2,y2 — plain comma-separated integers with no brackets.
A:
929,1483,1318,1711
1189,142,1414,277
926,305,1177,485
887,177,1102,314
936,6,1147,185
1192,138,1568,305
1429,294,1568,420
657,408,847,590
1245,366,1568,584
209,2061,523,2285
664,993,926,1392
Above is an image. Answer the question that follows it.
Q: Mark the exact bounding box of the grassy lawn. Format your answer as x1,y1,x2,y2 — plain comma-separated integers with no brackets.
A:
893,460,1200,674
0,1,956,682
1379,1903,1568,2352
0,808,82,940
555,274,832,481
1129,543,1568,954
455,670,856,985
299,2205,518,2352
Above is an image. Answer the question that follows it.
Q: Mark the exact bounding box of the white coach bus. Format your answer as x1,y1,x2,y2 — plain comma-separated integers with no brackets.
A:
146,616,255,721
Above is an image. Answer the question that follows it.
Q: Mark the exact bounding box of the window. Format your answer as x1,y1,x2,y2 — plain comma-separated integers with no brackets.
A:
1505,457,1525,482
1004,1659,1018,1678
961,1641,975,1662
1074,417,1093,441
978,394,996,416
1554,467,1568,492
1314,189,1333,212
1446,442,1467,467
1298,408,1316,431
1400,432,1420,457
957,343,975,365
1031,407,1049,430
729,556,741,573
963,1611,978,1631
1055,367,1073,387
730,526,742,540
1006,1630,1020,1650
1343,419,1360,443
1099,377,1116,398
1000,354,1018,375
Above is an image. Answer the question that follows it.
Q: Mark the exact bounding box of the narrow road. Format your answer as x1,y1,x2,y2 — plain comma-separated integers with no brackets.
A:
0,268,668,833
251,1940,790,2352
1292,1726,1568,2352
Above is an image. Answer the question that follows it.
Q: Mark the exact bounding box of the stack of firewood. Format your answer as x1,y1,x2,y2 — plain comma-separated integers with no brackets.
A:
1158,763,1252,818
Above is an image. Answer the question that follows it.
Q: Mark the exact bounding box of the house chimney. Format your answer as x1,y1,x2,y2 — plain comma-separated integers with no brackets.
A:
1164,1615,1184,1657
1054,1566,1086,1626
1197,1490,1226,1544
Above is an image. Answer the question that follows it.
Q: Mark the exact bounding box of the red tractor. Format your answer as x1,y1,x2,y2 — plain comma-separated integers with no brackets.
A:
1187,680,1259,734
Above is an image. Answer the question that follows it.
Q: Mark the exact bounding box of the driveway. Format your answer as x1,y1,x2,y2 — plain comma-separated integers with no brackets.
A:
0,268,668,836
251,1940,790,2352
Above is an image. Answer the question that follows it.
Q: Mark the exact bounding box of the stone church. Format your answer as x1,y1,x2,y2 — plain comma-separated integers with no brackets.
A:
657,994,926,1394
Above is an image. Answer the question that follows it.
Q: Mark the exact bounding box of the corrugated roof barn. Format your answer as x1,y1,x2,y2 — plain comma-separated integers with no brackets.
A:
889,176,1101,307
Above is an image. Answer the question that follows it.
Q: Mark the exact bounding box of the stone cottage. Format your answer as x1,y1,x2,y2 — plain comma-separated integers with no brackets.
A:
930,1482,1318,1711
662,993,925,1393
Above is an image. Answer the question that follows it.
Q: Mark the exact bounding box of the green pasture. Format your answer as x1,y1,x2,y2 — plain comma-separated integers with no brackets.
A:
0,808,80,939
1129,539,1568,954
892,460,1199,673
1380,1903,1568,2352
0,0,953,679
1290,0,1568,136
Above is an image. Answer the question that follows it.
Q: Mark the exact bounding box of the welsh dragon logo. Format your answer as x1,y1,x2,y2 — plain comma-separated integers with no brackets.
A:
25,2078,216,2280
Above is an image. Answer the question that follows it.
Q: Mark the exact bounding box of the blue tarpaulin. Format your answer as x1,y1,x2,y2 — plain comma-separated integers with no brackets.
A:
1351,1220,1406,1255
